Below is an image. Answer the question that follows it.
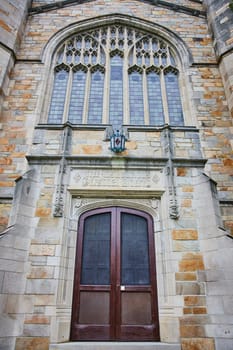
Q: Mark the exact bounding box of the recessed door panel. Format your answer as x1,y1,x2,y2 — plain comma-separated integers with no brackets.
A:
79,291,110,324
71,207,159,341
121,292,152,324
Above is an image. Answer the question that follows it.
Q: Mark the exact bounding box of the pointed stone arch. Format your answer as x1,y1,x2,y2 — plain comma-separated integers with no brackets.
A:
39,14,195,125
42,14,193,69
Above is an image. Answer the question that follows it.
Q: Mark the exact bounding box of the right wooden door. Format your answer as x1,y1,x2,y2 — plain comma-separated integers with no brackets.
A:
71,207,160,341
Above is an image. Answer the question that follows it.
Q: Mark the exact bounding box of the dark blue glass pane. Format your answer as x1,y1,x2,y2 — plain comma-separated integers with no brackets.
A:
165,72,184,125
121,213,150,285
109,56,123,128
81,213,111,285
68,71,86,124
147,72,164,125
88,71,104,124
129,72,144,125
48,69,68,123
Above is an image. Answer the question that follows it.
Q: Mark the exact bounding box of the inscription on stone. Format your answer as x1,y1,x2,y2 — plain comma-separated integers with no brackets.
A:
70,169,162,189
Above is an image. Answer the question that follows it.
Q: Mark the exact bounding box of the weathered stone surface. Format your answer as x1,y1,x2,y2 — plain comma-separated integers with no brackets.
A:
173,241,199,252
29,244,55,256
15,337,49,350
180,325,205,337
0,314,23,337
175,273,197,281
179,254,205,272
181,338,215,350
184,296,206,307
172,230,198,240
0,0,233,348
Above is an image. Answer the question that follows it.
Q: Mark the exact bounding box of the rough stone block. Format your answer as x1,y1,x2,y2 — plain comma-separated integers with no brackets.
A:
176,282,202,295
26,279,56,294
172,230,198,240
2,272,26,294
23,324,50,337
206,296,224,314
181,338,215,350
27,266,54,279
159,316,180,343
184,296,206,307
173,241,199,252
15,337,49,350
5,295,34,314
179,257,204,272
0,336,16,350
180,325,205,337
29,244,55,256
205,324,233,338
34,294,55,306
175,273,197,281
215,338,233,350
0,314,23,337
24,315,50,324
206,280,233,296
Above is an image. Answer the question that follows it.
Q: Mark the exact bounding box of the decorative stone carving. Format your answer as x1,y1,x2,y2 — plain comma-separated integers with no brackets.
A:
162,128,179,220
70,168,162,189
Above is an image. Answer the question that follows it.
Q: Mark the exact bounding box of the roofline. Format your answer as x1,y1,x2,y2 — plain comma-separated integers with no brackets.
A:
29,0,206,18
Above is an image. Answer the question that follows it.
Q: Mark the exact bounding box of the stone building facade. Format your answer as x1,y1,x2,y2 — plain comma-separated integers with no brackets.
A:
0,1,233,350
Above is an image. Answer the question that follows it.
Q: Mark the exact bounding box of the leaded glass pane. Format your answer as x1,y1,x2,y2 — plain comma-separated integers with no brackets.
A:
147,72,164,125
129,72,144,125
68,70,86,124
121,213,150,285
48,69,69,123
165,71,184,125
88,70,104,124
49,24,185,126
81,213,111,285
109,55,123,128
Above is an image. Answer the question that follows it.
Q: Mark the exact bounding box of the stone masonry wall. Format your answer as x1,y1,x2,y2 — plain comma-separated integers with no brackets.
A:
0,1,233,350
0,0,31,230
0,0,31,110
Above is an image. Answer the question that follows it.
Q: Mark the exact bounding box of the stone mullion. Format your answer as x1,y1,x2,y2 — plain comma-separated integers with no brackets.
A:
149,37,154,66
63,69,72,123
161,71,169,124
124,26,130,125
82,69,91,124
96,30,101,65
102,27,110,124
133,30,137,66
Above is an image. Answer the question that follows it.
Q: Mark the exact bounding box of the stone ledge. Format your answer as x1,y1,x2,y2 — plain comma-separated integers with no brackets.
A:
49,342,181,350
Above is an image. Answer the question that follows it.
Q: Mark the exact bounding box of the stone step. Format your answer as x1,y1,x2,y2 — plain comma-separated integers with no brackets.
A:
50,342,181,350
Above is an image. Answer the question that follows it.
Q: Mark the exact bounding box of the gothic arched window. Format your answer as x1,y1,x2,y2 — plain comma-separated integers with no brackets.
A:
48,25,184,127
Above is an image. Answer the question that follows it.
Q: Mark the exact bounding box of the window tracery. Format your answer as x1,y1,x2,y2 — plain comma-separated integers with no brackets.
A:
48,25,184,127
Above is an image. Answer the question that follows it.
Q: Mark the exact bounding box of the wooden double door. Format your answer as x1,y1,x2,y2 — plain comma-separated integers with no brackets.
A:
71,207,159,341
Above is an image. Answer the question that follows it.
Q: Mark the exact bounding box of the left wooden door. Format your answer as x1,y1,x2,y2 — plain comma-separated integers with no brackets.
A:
71,208,115,340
